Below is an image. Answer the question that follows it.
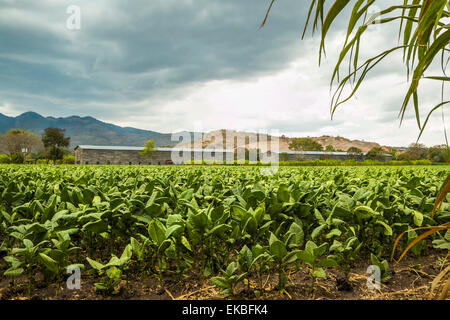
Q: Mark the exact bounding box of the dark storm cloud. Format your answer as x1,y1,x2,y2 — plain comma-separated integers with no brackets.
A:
0,0,321,116
3,0,444,147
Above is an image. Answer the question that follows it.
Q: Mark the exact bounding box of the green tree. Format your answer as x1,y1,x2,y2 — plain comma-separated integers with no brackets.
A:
29,148,48,163
289,138,323,151
389,149,398,160
397,143,428,161
325,145,335,152
347,146,363,160
365,147,385,161
427,144,450,163
42,128,70,164
0,129,43,161
140,139,157,159
279,152,290,161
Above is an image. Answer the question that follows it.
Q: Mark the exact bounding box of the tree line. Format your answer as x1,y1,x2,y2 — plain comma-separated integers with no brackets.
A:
287,138,449,163
1,131,448,164
0,128,72,164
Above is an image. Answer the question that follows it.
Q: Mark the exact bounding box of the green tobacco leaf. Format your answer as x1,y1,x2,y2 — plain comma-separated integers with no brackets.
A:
270,240,287,262
165,225,184,238
39,253,59,273
313,242,328,258
412,211,424,227
211,277,229,290
313,267,327,279
432,239,450,250
287,222,304,248
82,220,108,233
326,228,342,239
277,184,290,203
311,224,327,239
297,250,315,265
318,257,338,267
181,236,192,251
180,188,194,201
120,244,132,261
148,220,167,246
86,257,105,271
4,268,24,277
375,220,393,236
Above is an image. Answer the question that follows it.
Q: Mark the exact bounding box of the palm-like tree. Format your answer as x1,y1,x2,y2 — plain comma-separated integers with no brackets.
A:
261,1,449,136
261,0,450,299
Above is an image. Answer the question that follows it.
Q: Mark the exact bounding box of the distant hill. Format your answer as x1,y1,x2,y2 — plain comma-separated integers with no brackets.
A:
176,129,392,152
307,135,390,152
0,112,190,148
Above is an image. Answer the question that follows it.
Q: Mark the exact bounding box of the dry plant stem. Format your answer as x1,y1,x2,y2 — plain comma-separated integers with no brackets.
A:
175,285,215,300
385,285,428,296
438,279,450,300
282,289,292,299
263,274,270,289
430,265,450,299
164,288,175,300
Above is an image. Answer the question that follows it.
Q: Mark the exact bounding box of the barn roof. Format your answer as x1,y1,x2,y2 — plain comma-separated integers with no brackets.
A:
270,151,394,156
271,150,355,155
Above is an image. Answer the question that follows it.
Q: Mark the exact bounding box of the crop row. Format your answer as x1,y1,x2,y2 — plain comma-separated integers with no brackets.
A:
0,165,449,296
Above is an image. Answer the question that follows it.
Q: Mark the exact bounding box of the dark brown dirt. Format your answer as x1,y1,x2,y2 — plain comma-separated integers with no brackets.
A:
0,250,449,300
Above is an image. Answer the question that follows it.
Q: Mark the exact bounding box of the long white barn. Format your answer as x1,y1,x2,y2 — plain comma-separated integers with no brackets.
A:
74,145,393,165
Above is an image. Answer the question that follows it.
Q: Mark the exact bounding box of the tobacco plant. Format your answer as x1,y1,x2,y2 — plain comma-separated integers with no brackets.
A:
297,241,338,291
211,262,246,296
0,165,448,298
86,244,132,295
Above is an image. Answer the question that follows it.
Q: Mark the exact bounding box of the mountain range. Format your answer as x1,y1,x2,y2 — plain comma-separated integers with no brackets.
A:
0,111,186,148
0,111,392,152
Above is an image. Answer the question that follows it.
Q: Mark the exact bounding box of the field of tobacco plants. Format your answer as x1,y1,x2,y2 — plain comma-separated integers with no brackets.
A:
0,165,449,300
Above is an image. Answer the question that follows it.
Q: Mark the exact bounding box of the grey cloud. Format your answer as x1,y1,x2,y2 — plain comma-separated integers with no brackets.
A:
0,0,445,146
0,0,313,115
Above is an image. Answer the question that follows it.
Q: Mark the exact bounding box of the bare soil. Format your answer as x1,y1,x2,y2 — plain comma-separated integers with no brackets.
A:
1,250,449,300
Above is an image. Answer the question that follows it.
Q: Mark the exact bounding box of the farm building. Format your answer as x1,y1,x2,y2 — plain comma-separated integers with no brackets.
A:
74,145,235,165
74,145,393,165
273,150,393,162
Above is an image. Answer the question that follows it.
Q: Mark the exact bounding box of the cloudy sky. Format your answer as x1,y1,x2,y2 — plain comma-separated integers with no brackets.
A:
0,0,448,147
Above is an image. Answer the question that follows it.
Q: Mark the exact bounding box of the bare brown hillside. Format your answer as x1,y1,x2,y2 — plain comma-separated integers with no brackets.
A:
175,130,391,152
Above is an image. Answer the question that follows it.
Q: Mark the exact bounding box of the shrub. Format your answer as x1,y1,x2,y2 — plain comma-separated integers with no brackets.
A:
62,155,75,164
366,147,386,161
0,154,11,164
411,159,432,165
11,152,24,164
